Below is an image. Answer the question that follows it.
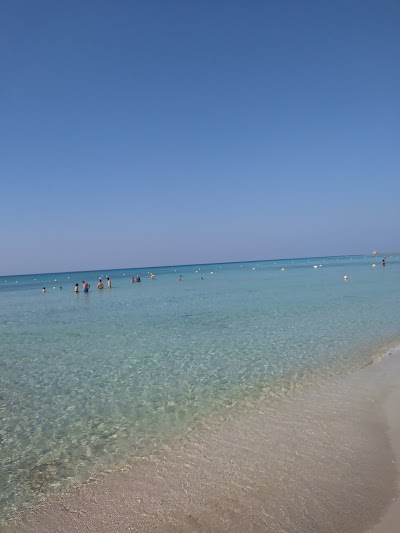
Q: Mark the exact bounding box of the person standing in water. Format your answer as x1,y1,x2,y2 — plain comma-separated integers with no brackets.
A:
106,277,111,288
97,278,104,289
42,287,46,293
82,281,90,293
382,257,386,267
74,283,79,293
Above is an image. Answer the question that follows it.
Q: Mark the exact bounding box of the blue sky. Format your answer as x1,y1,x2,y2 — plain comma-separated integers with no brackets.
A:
1,0,399,275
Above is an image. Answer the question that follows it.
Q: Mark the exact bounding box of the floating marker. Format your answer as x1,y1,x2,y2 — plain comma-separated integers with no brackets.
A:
281,268,285,271
372,264,376,268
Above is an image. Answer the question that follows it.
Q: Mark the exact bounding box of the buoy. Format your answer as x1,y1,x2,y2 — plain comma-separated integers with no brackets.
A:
281,268,285,271
313,265,318,268
344,275,348,281
253,267,256,270
210,272,214,274
372,264,376,268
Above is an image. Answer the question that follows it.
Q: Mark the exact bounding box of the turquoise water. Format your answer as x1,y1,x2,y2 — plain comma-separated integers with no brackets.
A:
1,255,400,521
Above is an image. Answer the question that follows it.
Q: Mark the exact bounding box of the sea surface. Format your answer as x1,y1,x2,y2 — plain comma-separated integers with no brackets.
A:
1,255,400,522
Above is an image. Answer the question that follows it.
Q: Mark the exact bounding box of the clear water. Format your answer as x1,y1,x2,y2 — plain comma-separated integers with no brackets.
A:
1,255,400,521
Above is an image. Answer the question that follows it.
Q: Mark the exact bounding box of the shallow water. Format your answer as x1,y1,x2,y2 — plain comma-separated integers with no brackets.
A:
1,255,400,521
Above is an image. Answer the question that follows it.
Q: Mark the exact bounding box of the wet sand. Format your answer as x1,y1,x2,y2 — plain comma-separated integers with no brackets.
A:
3,353,400,533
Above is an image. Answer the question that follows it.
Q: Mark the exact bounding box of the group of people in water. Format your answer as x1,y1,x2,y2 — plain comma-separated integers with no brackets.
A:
41,259,388,294
74,276,112,293
41,273,150,293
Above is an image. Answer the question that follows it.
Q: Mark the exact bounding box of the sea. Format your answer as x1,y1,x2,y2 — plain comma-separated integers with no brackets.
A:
1,255,400,523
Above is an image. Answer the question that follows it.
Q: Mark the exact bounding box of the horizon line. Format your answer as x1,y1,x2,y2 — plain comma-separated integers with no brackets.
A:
0,252,388,278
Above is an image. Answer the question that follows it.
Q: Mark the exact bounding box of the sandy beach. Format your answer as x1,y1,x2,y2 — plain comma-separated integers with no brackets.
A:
367,365,400,533
3,350,400,533
2,0,399,527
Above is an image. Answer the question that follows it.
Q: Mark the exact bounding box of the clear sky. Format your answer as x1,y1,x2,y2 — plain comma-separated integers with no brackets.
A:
1,0,399,275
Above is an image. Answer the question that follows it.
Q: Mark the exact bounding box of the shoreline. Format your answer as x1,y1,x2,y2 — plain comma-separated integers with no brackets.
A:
3,351,400,532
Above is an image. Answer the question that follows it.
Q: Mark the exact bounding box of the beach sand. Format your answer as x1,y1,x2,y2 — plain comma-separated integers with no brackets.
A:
367,369,400,533
3,353,400,533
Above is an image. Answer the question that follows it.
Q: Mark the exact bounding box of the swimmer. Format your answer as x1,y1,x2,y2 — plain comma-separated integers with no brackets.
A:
131,277,135,283
135,275,141,283
106,276,111,288
74,283,79,293
382,257,386,267
150,273,155,280
200,276,203,280
97,279,104,289
82,281,90,293
42,287,46,293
